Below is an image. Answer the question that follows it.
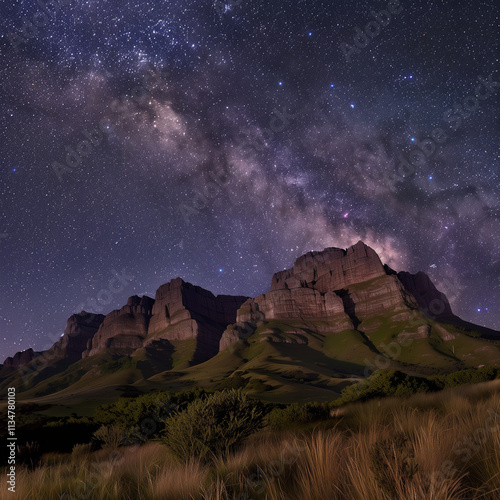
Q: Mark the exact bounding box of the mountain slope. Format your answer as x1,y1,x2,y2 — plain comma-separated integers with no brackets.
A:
1,241,499,405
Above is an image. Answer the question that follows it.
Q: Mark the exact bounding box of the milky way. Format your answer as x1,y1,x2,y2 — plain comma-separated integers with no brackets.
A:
0,0,499,356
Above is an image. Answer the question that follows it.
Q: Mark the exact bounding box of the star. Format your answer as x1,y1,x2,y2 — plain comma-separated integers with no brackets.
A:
1,0,499,358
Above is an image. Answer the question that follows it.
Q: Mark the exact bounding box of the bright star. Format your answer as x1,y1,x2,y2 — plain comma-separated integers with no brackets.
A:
219,268,223,273
429,175,433,180
350,104,355,108
279,81,283,86
308,32,312,36
411,138,415,142
477,308,481,312
12,168,16,172
330,84,335,88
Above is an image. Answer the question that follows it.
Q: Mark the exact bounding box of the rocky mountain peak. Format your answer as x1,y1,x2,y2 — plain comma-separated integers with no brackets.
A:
270,240,385,293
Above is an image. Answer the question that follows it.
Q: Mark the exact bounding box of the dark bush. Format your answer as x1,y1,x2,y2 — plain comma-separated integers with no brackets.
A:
335,366,500,406
94,388,205,443
335,370,432,405
431,366,500,390
268,402,330,430
162,389,264,462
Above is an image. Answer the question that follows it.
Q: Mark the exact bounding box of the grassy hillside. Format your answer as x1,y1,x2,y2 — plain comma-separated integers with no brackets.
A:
2,380,500,499
2,308,499,414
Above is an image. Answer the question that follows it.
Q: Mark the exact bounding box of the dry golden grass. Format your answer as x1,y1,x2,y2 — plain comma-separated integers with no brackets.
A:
1,384,499,499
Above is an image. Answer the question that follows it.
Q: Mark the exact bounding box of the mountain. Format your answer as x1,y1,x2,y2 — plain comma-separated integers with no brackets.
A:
1,241,499,405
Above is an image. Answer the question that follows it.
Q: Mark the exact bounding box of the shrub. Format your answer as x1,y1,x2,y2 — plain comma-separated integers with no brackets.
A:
268,402,330,430
334,367,500,407
431,366,500,390
162,389,264,462
94,389,204,443
92,424,125,449
71,443,92,457
335,370,432,405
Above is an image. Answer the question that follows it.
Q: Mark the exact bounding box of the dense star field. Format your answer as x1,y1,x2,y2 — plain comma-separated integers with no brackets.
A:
0,0,499,356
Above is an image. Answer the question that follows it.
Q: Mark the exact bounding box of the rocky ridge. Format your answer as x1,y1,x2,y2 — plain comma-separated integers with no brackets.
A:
2,241,499,377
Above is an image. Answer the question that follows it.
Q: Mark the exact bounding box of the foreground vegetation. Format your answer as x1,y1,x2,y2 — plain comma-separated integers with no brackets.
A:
1,378,500,499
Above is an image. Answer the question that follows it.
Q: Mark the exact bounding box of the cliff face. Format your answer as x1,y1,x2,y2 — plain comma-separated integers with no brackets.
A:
2,348,38,371
49,311,106,360
220,241,449,350
76,278,247,363
147,278,248,363
0,312,105,379
83,296,154,357
270,241,386,293
397,270,453,319
3,241,498,376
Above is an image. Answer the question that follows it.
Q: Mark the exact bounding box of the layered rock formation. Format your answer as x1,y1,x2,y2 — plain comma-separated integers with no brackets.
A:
3,241,499,379
220,241,457,350
1,280,248,372
0,311,105,380
1,348,38,372
147,278,248,363
84,296,154,357
78,279,248,363
270,241,386,293
50,311,106,360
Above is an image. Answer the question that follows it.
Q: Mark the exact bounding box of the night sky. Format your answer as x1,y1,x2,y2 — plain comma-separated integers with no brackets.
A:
1,0,499,358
